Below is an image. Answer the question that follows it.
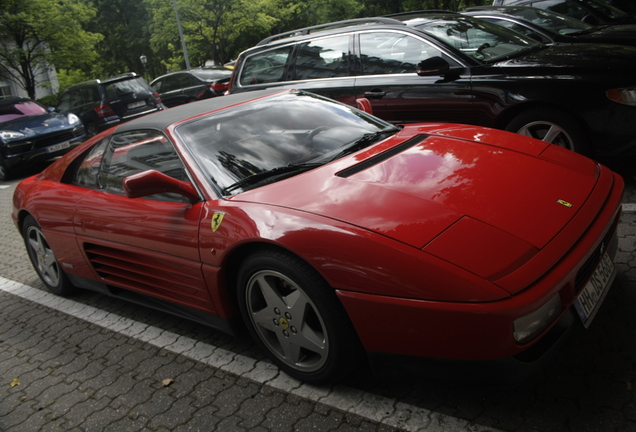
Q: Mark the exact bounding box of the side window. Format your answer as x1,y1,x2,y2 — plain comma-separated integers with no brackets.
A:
359,33,441,75
239,46,293,86
293,35,350,80
182,74,198,87
175,74,193,88
151,78,163,92
73,137,110,188
57,92,73,112
80,87,97,105
73,130,190,201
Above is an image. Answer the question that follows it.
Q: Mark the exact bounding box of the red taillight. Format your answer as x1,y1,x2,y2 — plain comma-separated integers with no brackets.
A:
94,104,115,117
211,82,230,93
153,91,162,104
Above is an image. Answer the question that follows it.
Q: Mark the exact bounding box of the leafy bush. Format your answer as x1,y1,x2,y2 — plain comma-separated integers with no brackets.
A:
37,94,59,108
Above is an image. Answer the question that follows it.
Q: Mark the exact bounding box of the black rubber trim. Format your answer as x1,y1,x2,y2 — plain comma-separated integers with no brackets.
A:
336,134,428,178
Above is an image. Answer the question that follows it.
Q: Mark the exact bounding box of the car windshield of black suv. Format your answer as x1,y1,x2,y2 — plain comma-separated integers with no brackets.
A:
176,91,399,195
105,78,150,99
508,7,595,34
583,0,631,19
410,16,543,62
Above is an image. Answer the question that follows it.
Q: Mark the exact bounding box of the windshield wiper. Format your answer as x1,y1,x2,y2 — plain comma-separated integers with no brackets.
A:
329,129,398,162
223,162,322,194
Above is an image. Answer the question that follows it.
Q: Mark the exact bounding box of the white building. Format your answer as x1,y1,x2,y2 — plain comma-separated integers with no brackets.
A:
0,65,59,99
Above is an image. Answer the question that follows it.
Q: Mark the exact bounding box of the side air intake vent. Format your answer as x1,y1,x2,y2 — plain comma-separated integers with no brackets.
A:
84,243,213,309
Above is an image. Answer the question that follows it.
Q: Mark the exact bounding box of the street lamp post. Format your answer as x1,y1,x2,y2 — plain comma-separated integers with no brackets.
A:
173,0,191,70
140,55,148,81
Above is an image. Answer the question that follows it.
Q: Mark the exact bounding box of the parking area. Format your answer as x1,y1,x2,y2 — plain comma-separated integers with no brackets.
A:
1,158,635,432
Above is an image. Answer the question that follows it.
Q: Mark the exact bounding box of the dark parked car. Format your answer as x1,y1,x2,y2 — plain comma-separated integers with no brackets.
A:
490,0,636,25
465,6,636,46
0,97,86,180
228,12,636,158
150,68,232,108
57,72,164,137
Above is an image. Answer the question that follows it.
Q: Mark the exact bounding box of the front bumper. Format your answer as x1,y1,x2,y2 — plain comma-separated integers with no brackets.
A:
337,168,623,361
4,133,86,171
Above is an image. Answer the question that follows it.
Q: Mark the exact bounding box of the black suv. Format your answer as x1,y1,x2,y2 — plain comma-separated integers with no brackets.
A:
0,97,86,180
150,67,232,108
228,12,636,157
57,73,164,137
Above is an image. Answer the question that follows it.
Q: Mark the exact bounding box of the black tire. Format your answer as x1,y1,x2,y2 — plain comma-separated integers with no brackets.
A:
505,108,590,155
22,215,75,296
0,158,11,181
236,248,362,384
85,123,99,137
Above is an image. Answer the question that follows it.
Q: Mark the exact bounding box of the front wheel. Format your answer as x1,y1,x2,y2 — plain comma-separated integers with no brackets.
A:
505,108,590,155
23,215,75,296
236,249,362,384
0,158,11,181
85,122,99,137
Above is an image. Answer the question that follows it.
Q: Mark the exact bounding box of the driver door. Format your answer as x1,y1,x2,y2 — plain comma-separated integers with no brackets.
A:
354,31,474,124
70,129,215,313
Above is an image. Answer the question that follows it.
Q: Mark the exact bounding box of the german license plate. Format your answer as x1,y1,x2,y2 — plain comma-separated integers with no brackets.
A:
47,141,70,153
573,251,616,328
128,100,146,109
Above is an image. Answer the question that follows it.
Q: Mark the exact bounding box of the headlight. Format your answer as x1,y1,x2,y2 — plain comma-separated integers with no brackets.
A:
513,294,562,344
0,130,26,141
606,87,636,106
67,113,80,125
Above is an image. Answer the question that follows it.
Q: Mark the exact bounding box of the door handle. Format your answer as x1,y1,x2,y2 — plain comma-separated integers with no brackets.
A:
364,90,386,99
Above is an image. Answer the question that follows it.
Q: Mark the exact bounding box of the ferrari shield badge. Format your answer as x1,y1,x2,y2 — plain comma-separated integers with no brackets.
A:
211,212,225,232
557,199,573,208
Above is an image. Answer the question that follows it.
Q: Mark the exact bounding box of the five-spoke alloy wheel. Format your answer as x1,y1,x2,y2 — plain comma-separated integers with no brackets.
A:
23,215,74,296
506,108,590,154
237,248,361,384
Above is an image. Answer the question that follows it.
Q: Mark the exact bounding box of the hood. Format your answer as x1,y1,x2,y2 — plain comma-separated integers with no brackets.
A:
497,43,636,71
559,24,636,46
0,112,75,136
235,125,599,282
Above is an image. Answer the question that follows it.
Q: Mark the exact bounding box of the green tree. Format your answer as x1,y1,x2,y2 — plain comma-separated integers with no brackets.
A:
85,0,158,79
147,0,279,71
0,0,102,99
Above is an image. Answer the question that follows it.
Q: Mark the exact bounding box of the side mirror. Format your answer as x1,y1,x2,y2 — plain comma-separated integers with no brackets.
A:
123,169,199,201
417,57,450,76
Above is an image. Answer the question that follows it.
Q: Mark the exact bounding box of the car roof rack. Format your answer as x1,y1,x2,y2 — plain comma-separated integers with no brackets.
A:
385,10,460,21
256,17,404,46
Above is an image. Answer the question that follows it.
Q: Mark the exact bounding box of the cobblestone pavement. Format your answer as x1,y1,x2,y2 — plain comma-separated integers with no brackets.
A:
1,159,635,432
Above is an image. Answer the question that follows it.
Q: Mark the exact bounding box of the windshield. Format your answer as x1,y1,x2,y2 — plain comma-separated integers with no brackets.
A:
176,91,397,195
104,78,151,99
506,7,595,33
411,15,543,62
190,68,232,81
582,0,629,19
0,100,47,123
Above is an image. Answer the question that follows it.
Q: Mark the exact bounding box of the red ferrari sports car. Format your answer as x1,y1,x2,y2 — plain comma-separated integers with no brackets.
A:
12,89,623,383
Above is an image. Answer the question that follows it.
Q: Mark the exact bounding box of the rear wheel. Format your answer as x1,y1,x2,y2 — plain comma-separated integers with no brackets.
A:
23,215,75,296
236,248,361,384
505,108,590,155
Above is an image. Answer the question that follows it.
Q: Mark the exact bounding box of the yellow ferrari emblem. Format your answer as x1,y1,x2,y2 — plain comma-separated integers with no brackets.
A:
279,317,290,329
211,212,225,232
557,199,573,208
